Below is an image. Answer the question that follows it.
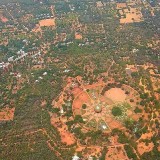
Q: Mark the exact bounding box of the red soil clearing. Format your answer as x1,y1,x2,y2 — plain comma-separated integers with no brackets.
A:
0,16,8,22
75,33,82,40
39,18,55,27
0,107,15,121
109,120,123,130
105,88,126,102
73,91,90,110
51,117,75,146
73,98,83,110
137,142,154,155
105,146,129,160
72,87,83,96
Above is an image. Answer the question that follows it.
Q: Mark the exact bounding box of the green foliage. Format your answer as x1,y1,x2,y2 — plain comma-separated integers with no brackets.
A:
111,128,121,135
66,120,74,129
140,93,149,99
124,145,138,160
99,147,108,160
74,115,84,123
118,132,129,144
82,104,87,109
140,146,160,160
112,106,122,116
124,118,135,130
134,107,142,113
52,107,60,113
90,130,102,140
0,96,60,159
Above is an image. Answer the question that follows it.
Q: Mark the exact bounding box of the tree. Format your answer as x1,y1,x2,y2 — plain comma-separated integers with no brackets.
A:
130,99,134,102
124,145,137,160
124,118,135,130
74,115,84,123
82,104,87,109
134,107,142,113
112,107,122,116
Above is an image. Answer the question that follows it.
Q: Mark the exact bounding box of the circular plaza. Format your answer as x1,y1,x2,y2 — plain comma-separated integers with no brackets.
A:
72,83,141,132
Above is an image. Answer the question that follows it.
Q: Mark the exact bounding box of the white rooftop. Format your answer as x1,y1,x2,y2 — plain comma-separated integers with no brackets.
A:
72,155,80,160
102,125,107,129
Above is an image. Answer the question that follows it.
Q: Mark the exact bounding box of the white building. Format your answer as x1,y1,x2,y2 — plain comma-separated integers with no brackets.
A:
43,72,47,76
72,155,80,160
88,156,93,160
60,108,64,114
8,56,14,62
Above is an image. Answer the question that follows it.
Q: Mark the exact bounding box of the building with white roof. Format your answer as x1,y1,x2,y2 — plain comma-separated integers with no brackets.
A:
72,155,80,160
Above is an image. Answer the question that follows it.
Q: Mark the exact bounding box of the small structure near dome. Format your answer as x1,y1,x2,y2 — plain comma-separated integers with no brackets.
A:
94,104,102,113
60,108,64,115
102,124,107,130
72,155,80,160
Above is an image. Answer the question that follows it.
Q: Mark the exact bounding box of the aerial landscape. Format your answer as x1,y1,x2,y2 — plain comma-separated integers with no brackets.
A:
0,0,159,159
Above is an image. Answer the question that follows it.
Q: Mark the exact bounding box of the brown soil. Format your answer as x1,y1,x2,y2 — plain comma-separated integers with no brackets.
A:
39,18,56,27
0,16,8,22
75,33,82,40
51,116,75,146
116,3,127,9
105,88,126,102
137,142,154,155
105,145,129,160
120,7,143,24
0,107,15,121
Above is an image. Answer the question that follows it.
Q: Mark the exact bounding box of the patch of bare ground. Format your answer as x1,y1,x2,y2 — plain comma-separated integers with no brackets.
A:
39,18,56,27
41,100,47,107
0,107,15,121
105,88,126,102
51,116,76,146
0,16,8,22
105,145,129,160
75,32,82,40
137,142,154,155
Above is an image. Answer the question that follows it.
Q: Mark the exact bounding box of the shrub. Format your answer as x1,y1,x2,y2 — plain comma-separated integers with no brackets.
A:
112,107,122,116
82,104,87,109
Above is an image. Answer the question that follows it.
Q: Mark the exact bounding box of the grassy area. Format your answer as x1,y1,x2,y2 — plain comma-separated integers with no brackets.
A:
112,102,131,121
